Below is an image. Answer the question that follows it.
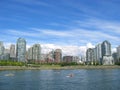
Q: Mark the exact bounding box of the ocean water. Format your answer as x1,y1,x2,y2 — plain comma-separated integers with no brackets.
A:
0,69,120,90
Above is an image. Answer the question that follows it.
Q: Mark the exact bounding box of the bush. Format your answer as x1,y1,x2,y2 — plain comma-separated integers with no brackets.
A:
0,60,25,66
115,62,120,65
60,62,78,66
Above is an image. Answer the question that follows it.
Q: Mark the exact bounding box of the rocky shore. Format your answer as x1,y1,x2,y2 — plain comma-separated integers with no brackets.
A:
0,65,120,71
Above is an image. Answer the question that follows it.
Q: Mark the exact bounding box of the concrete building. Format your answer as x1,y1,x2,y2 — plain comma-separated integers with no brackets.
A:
79,56,86,64
86,48,95,64
86,40,113,65
4,49,10,54
46,50,54,63
95,43,102,64
0,41,4,55
102,40,113,65
102,40,111,56
27,47,33,63
72,56,80,63
54,49,62,63
63,56,80,63
0,41,5,60
4,49,10,60
3,53,10,60
41,54,47,61
103,56,114,65
32,44,41,63
116,45,120,62
112,52,117,63
10,44,16,59
63,56,73,63
16,38,26,62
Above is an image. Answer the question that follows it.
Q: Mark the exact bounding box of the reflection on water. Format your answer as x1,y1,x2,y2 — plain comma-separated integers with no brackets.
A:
0,69,120,90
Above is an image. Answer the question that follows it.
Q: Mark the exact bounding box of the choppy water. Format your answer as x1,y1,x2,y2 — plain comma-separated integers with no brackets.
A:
0,69,120,90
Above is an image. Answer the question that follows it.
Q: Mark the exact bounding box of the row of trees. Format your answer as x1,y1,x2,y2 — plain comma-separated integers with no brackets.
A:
0,60,25,66
0,60,120,66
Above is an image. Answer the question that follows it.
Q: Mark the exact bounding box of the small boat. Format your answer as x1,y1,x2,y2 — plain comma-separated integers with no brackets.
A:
66,74,74,77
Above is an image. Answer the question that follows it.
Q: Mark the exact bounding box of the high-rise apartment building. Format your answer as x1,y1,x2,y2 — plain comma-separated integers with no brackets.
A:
86,48,95,64
10,44,15,58
46,50,54,63
16,38,26,62
0,41,4,55
101,40,113,65
102,40,111,56
54,49,62,63
116,45,120,62
0,41,5,60
112,52,117,63
27,47,33,60
95,43,102,64
86,40,113,65
4,49,10,60
32,44,41,63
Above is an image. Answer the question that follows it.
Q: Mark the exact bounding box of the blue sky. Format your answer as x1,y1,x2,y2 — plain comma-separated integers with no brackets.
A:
0,0,120,55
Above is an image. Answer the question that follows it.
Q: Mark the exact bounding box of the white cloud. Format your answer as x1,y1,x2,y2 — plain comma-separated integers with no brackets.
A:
7,29,40,37
1,18,120,52
4,43,12,49
74,19,120,35
86,43,95,49
41,30,70,37
30,27,120,43
41,43,91,56
31,28,72,37
112,48,117,53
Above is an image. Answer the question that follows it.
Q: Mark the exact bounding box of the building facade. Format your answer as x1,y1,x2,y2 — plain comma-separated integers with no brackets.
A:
63,56,73,63
86,48,95,65
102,40,111,56
95,43,102,64
103,56,114,65
27,47,33,63
46,50,54,63
101,40,113,65
116,45,120,62
16,38,26,62
112,52,117,63
0,41,4,55
32,44,41,63
86,40,113,65
10,44,16,59
72,56,80,63
54,49,62,63
0,41,5,60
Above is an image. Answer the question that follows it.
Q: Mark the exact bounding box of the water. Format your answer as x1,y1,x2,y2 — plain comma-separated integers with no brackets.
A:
0,69,120,90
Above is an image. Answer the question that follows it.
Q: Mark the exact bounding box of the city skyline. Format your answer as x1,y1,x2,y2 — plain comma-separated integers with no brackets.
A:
0,38,119,56
0,0,120,56
0,38,118,56
0,38,120,65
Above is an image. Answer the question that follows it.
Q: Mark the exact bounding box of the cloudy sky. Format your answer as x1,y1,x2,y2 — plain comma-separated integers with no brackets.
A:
0,0,120,56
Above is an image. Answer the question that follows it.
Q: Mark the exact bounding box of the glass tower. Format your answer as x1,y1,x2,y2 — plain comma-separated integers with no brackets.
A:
16,38,26,62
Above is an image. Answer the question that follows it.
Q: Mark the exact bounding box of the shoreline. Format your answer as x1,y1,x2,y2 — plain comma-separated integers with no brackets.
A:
0,65,120,71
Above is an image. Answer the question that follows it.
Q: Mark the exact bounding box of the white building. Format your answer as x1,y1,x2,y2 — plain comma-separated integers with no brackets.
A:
103,55,114,65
